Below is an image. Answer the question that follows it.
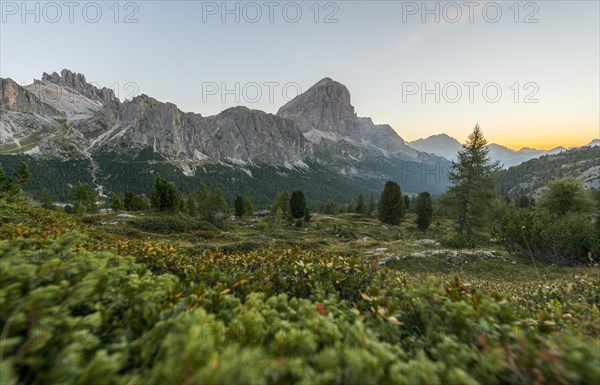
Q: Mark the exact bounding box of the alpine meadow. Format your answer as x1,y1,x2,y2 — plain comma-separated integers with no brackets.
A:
1,2,599,385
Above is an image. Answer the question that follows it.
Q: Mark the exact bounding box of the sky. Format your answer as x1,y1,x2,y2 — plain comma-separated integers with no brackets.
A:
1,0,598,150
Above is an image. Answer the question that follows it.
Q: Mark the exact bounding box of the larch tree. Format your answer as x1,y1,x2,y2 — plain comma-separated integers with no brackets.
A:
442,124,501,242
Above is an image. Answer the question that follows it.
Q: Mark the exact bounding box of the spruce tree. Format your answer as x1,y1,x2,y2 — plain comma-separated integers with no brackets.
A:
73,183,97,213
234,196,245,217
212,188,229,214
290,190,307,219
196,183,212,218
442,124,501,242
41,188,55,210
111,193,125,211
518,195,530,209
124,191,136,211
243,197,254,216
325,199,337,214
303,206,311,222
150,175,182,212
356,193,366,214
272,190,291,217
347,199,356,214
368,192,376,215
1,162,29,198
377,181,405,225
415,192,433,230
186,193,198,217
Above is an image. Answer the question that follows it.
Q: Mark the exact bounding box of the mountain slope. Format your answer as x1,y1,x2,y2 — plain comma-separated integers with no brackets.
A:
1,69,451,201
497,146,600,198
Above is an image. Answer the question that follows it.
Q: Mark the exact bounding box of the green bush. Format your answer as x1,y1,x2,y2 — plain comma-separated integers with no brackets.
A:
2,199,600,385
500,207,599,265
130,215,215,234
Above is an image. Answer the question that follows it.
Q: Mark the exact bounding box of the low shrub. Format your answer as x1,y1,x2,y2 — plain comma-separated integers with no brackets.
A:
500,207,599,265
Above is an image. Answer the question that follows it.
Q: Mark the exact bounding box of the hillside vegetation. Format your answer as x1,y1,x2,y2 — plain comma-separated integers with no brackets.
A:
498,146,599,198
1,199,599,385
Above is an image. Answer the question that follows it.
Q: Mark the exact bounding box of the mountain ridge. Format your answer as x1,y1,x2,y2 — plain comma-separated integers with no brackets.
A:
0,69,452,200
407,133,595,168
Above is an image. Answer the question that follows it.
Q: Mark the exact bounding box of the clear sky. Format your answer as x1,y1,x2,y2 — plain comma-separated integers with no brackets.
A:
1,0,598,150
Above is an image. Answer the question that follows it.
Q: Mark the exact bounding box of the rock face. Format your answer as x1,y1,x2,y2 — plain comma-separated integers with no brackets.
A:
1,69,451,193
358,117,419,159
41,69,118,105
77,94,311,165
277,78,361,141
277,78,423,161
0,78,63,117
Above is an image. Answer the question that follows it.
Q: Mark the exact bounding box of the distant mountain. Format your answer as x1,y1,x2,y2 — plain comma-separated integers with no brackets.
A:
587,139,600,147
0,69,451,202
406,134,462,162
408,134,575,168
497,146,600,198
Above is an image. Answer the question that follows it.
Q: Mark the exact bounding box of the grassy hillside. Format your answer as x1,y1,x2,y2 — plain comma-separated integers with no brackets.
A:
1,199,599,384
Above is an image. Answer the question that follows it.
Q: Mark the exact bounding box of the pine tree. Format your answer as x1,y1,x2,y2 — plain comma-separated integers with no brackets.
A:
290,191,306,219
377,181,405,225
518,195,530,209
368,192,376,215
303,206,311,222
346,199,356,214
0,162,29,198
356,193,366,214
272,190,291,217
442,124,501,242
325,199,337,214
210,188,229,225
151,175,182,212
72,183,97,213
404,195,411,212
234,196,245,217
415,192,433,230
196,183,212,218
41,188,55,210
124,191,136,211
111,193,125,211
538,178,596,217
243,197,254,216
14,162,29,185
186,193,198,217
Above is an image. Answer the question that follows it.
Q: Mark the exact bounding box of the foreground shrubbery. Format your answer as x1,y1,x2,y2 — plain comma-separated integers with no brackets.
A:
1,201,599,384
500,207,599,265
499,178,599,265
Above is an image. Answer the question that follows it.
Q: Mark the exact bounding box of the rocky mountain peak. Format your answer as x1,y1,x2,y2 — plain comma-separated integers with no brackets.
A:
40,69,118,105
276,78,359,140
42,69,87,89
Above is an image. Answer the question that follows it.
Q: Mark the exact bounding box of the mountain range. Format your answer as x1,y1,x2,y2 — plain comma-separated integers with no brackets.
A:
497,145,599,198
406,134,596,169
0,69,451,203
2,69,597,204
